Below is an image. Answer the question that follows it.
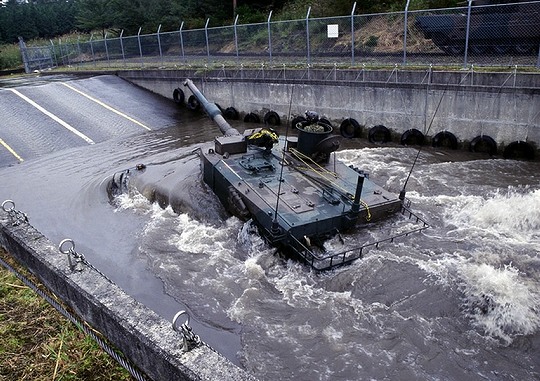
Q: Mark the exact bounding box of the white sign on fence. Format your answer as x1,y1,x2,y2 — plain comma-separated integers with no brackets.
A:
327,24,339,38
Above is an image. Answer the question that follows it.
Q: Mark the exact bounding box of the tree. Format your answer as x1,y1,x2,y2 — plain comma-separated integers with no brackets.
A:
75,0,118,37
0,0,77,43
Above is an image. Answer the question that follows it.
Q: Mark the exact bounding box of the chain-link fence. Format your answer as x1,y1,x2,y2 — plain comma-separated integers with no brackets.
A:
19,1,540,73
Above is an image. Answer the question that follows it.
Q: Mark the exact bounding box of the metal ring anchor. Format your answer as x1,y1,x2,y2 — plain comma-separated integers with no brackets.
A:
59,238,75,254
2,199,28,226
1,199,15,212
172,310,190,331
172,310,201,352
58,238,84,272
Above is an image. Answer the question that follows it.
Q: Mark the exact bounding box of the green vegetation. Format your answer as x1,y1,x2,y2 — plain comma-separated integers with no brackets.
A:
0,249,133,381
0,0,464,70
0,0,462,44
0,0,462,73
0,43,21,71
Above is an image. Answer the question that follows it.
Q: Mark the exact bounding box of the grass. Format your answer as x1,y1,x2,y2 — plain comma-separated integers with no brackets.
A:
0,248,134,381
0,43,22,71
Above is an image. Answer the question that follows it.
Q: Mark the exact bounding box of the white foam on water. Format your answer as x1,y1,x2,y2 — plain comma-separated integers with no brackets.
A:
461,262,540,344
168,213,240,255
114,190,154,213
445,187,540,244
420,256,540,344
337,147,415,190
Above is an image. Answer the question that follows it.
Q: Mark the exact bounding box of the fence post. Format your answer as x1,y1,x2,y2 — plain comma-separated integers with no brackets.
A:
120,30,126,67
463,0,473,68
205,18,210,65
89,34,96,67
76,36,81,69
18,37,30,73
137,27,143,67
58,38,65,66
49,39,57,69
179,22,185,64
537,42,540,68
267,11,273,64
157,24,163,67
306,6,311,66
234,14,239,65
351,2,357,66
64,42,71,66
403,0,411,66
104,32,110,67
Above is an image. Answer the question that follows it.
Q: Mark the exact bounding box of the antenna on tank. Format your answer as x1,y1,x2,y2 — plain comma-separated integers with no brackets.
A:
400,82,448,202
271,83,295,234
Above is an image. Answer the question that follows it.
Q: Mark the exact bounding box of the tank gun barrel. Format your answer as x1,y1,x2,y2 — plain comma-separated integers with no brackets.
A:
183,79,241,136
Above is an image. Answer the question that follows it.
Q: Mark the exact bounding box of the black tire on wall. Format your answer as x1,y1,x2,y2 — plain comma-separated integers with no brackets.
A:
243,112,261,123
368,125,391,144
469,135,497,156
264,111,281,126
224,107,239,120
400,129,425,146
173,88,185,105
339,118,361,139
503,141,535,161
432,131,458,150
187,95,200,111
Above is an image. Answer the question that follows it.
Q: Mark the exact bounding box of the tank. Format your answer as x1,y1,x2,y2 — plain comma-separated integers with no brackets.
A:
108,79,428,271
414,0,540,55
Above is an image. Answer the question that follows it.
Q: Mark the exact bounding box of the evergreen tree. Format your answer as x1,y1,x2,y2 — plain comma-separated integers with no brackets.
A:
75,0,117,37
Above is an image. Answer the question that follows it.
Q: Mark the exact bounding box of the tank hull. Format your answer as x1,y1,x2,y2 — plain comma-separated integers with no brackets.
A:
200,133,402,252
108,79,429,270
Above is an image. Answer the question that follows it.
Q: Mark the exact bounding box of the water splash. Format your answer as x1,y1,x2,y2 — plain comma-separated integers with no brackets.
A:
421,257,540,345
441,187,540,245
463,262,540,344
114,191,154,213
169,213,242,257
468,188,540,236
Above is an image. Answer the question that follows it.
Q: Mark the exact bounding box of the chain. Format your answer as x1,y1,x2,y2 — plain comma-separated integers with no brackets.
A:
58,239,115,284
58,241,211,356
2,200,28,226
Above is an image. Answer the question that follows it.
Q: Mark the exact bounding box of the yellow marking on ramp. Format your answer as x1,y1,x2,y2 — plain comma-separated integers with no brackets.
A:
9,88,95,145
61,82,152,131
0,137,23,162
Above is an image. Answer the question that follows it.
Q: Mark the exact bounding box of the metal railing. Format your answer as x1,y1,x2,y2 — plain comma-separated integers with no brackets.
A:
19,1,540,73
290,206,429,271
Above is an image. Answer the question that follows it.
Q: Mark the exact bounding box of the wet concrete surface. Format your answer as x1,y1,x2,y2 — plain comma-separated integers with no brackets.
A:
0,73,245,363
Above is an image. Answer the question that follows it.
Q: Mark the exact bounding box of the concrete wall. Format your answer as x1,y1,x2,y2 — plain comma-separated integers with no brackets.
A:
0,212,257,381
118,69,540,149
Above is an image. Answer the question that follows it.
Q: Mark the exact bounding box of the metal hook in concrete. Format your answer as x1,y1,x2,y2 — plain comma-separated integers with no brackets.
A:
1,199,15,212
172,310,190,331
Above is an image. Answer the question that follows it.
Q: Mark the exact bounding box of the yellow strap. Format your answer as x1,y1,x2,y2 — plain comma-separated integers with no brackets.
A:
248,129,278,142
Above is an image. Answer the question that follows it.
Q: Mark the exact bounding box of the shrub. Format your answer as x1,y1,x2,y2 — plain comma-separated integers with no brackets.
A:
0,43,22,70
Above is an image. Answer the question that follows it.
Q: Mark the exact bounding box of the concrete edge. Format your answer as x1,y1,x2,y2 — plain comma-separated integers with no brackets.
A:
0,212,257,381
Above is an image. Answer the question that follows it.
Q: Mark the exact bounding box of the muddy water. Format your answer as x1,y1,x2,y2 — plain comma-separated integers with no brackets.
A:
0,75,539,380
